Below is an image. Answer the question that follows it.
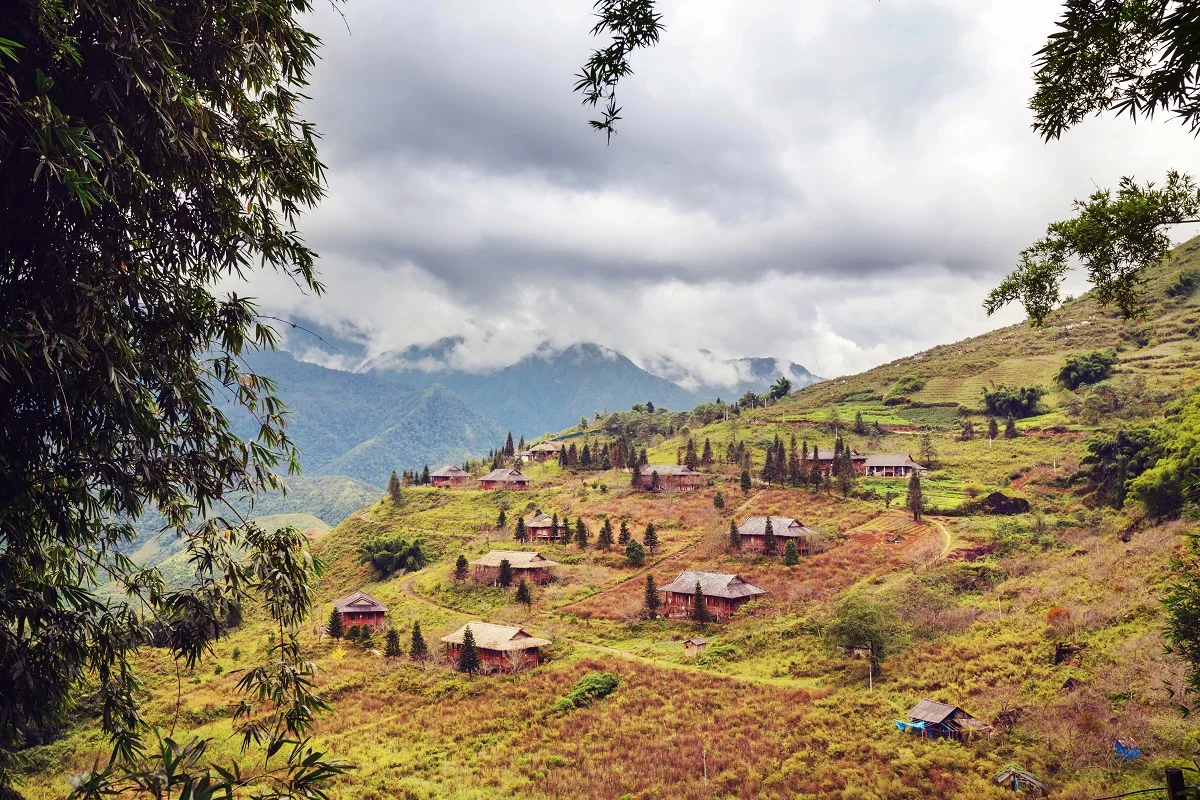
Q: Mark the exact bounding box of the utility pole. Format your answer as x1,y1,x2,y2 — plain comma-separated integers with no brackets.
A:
1166,767,1186,800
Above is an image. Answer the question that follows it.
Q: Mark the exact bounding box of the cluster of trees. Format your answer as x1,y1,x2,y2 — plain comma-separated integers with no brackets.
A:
674,436,714,469
485,431,525,469
558,438,622,470
358,534,428,578
1057,350,1116,391
513,511,648,553
756,434,857,496
981,384,1046,419
328,615,429,661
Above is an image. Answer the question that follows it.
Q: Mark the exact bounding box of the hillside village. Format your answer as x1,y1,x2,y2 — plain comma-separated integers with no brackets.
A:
20,248,1200,799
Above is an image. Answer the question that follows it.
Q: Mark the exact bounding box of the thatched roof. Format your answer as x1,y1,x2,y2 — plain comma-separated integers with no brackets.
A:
815,448,864,461
528,441,565,453
480,468,530,483
865,454,926,469
471,550,558,569
737,516,820,538
430,465,468,478
333,590,388,613
658,571,766,600
441,622,550,651
525,513,556,528
638,464,701,477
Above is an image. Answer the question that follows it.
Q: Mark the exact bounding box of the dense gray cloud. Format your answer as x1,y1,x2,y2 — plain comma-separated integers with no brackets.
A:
246,0,1200,384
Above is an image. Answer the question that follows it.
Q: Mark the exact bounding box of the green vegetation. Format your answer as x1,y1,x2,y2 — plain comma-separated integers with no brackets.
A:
1057,350,1116,390
358,534,428,578
1167,268,1200,298
981,384,1046,418
551,673,621,713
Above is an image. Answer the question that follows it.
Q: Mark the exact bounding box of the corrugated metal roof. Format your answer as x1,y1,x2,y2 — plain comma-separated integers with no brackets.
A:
907,699,965,724
430,465,468,477
441,622,550,651
333,590,388,613
815,448,864,461
658,571,766,599
470,550,558,568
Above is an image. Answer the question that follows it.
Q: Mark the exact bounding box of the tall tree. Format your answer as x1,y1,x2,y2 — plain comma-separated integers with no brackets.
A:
783,540,800,566
631,461,643,488
854,411,866,434
650,469,661,492
643,523,659,551
837,450,856,496
411,621,428,660
713,490,725,510
1005,415,1020,439
515,517,527,543
907,471,924,523
691,581,710,623
644,574,660,619
504,432,515,457
619,519,631,546
575,518,589,548
328,608,344,640
729,520,741,551
421,464,431,485
598,518,614,549
684,438,699,469
918,431,939,467
763,517,777,556
498,559,514,588
988,417,1000,441
625,539,646,567
455,554,470,582
497,508,507,528
388,470,402,503
740,469,752,492
384,629,402,658
457,627,480,674
515,579,533,607
960,420,976,441
701,438,714,466
769,376,792,401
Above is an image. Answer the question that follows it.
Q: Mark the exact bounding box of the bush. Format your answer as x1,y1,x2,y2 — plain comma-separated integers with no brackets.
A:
1166,268,1200,298
358,533,428,578
1057,350,1116,390
888,375,926,397
552,672,620,713
981,384,1045,418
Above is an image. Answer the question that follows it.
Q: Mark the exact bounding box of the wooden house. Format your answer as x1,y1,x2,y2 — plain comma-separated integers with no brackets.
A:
524,513,558,541
658,571,766,622
864,454,927,478
813,448,867,476
332,590,388,633
471,550,559,585
736,516,821,555
479,468,532,490
994,765,1046,796
633,464,702,492
430,465,470,487
526,441,566,461
683,637,707,656
441,622,550,672
897,699,989,743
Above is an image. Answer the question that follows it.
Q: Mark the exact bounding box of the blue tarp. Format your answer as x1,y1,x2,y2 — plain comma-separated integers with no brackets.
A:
894,719,926,734
1114,740,1141,761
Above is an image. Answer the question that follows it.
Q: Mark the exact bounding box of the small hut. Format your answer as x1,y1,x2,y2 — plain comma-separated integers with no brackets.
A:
994,765,1046,796
864,454,927,478
633,464,702,492
658,571,766,622
471,550,559,585
526,441,566,461
441,622,550,672
332,590,388,633
897,699,989,743
683,637,707,656
736,516,821,555
430,465,470,487
479,468,532,490
524,513,558,541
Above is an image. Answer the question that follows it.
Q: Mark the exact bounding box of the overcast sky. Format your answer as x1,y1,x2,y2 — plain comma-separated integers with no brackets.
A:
249,0,1200,385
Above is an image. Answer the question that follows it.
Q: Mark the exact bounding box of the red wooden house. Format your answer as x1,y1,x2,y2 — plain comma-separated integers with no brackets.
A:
524,513,558,541
441,622,550,672
470,550,559,585
658,571,766,622
633,464,702,492
736,516,821,555
813,448,867,476
430,465,470,487
479,468,531,490
333,590,388,632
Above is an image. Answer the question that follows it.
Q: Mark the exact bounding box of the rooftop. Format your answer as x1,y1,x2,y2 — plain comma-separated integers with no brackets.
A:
481,468,531,483
865,454,925,469
638,464,702,476
430,465,468,477
333,590,388,613
441,622,551,651
907,699,969,724
471,550,559,569
658,571,767,600
737,516,821,538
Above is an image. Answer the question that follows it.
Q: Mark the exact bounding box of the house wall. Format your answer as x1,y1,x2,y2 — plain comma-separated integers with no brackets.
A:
633,474,701,492
339,610,385,631
472,565,554,585
431,475,469,487
661,591,742,622
481,480,530,490
740,534,809,556
443,644,540,672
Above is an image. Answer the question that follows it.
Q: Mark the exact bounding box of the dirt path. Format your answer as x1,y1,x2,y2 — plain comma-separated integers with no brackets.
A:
929,518,954,559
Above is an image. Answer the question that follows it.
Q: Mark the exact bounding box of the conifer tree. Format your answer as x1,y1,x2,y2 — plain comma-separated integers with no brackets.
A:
918,431,938,468
497,508,507,528
568,443,579,465
327,608,344,639
702,438,713,466
515,517,527,543
421,464,431,485
457,626,480,674
575,518,589,548
454,554,469,581
783,540,800,566
602,454,613,470
498,559,513,588
643,523,659,551
725,441,737,465
518,435,526,451
650,470,661,492
559,447,569,467
631,461,642,488
504,431,515,456
640,448,648,465
800,440,809,485
907,471,924,523
625,539,646,566
597,518,614,549
691,580,709,623
763,516,777,555
551,513,559,542
855,410,866,434
837,449,855,496
384,629,402,657
619,520,631,546
581,442,592,467
358,627,373,650
388,470,402,503
740,469,752,492
1005,414,1019,439
713,490,725,510
411,621,428,660
729,520,741,551
515,579,533,607
644,574,660,619
685,438,699,469
345,625,360,642
988,417,1000,441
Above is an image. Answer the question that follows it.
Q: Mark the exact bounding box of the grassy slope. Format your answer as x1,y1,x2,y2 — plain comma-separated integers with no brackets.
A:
21,246,1200,799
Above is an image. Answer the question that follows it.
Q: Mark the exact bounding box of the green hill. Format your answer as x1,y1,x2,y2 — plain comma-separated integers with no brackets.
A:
22,244,1200,799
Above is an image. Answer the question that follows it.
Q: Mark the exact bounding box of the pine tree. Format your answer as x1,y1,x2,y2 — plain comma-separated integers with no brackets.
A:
597,518,614,549
631,461,642,488
644,574,660,619
783,540,800,566
740,469,752,492
580,442,592,467
691,580,709,623
854,410,866,434
497,559,514,588
359,627,374,650
454,554,469,581
421,464,430,485
568,443,579,465
725,441,737,464
1005,414,1019,439
515,579,533,606
384,628,402,657
515,517,527,543
729,520,741,551
618,520,631,546
345,625,360,642
518,435,526,451
457,626,480,674
551,513,559,542
411,620,428,660
713,490,725,510
575,518,589,548
907,471,924,523
497,508,507,528
504,431,515,456
327,608,344,639
643,523,659,551
387,470,402,503
919,431,938,468
684,438,699,469
559,447,569,467
763,516,777,555
625,539,646,566
701,438,713,466
988,417,1000,441
837,449,855,496
650,470,661,492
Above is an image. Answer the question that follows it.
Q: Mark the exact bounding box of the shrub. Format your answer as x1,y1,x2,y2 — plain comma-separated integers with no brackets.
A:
552,672,620,713
888,375,926,397
1057,350,1116,390
1166,268,1200,298
981,384,1045,418
625,539,645,567
358,533,428,578
346,625,361,642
